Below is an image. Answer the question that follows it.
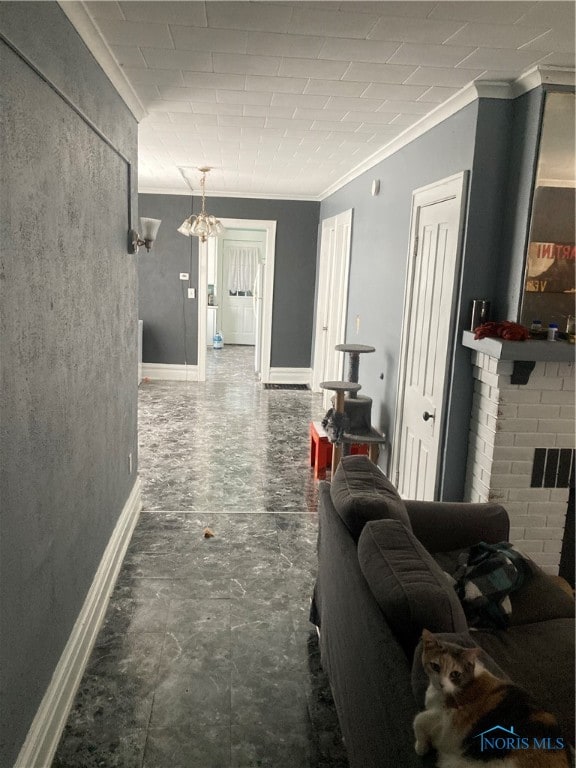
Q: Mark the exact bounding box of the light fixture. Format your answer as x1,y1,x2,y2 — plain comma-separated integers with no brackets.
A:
177,167,224,243
129,217,162,254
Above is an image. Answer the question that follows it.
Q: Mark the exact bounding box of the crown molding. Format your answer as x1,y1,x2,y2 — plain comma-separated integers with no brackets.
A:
512,65,575,97
58,1,146,122
138,186,320,201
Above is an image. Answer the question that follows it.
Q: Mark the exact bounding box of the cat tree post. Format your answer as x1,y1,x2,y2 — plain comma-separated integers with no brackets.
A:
319,381,361,473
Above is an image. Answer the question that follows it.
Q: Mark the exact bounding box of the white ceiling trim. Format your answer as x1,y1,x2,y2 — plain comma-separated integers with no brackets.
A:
512,65,576,98
58,0,147,122
139,187,320,202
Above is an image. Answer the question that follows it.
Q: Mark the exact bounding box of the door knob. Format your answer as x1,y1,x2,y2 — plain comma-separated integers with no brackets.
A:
422,411,435,422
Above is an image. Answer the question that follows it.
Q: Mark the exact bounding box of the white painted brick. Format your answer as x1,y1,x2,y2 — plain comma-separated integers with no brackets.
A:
503,501,530,516
549,488,570,502
558,362,575,377
525,526,564,540
497,418,539,433
485,413,498,431
543,540,562,554
474,422,497,445
508,488,551,502
510,460,532,475
474,394,499,417
471,351,483,367
475,367,500,388
474,380,496,401
509,527,525,540
496,404,518,419
514,432,556,447
475,452,494,473
517,404,560,419
499,389,541,404
494,431,515,446
518,539,545,553
492,446,534,462
561,376,575,391
488,489,508,502
531,552,560,569
555,433,575,448
544,362,559,377
491,460,512,474
541,390,574,404
537,419,574,433
510,514,547,527
525,376,563,391
496,360,514,376
544,512,569,526
559,405,575,419
491,473,530,488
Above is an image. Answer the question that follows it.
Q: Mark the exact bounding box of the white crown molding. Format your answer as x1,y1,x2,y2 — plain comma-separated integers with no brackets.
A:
14,480,141,768
58,0,146,122
512,65,575,97
138,186,320,201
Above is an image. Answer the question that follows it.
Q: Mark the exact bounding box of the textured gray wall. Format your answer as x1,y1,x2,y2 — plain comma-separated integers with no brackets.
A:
0,5,138,765
138,194,320,368
320,98,523,500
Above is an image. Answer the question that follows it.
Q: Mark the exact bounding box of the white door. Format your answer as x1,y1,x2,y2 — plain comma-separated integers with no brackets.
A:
312,209,352,407
393,173,467,500
220,241,261,345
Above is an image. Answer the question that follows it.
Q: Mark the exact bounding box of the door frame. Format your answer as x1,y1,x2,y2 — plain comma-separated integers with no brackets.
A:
311,209,353,397
197,218,276,382
391,171,468,498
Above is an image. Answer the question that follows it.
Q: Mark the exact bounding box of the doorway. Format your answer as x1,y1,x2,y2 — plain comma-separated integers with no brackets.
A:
197,218,276,383
392,172,468,500
311,209,353,408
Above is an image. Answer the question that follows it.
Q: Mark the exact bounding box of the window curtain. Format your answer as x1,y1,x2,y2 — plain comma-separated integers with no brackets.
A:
226,246,260,293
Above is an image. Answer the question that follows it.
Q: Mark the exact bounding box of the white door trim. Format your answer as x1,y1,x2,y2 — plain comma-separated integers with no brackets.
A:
391,171,468,498
311,209,353,395
197,218,276,382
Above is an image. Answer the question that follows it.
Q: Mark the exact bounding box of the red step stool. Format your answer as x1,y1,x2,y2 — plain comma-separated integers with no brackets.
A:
309,421,368,480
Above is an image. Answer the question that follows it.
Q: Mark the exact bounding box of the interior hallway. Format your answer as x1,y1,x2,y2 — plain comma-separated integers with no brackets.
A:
53,345,349,768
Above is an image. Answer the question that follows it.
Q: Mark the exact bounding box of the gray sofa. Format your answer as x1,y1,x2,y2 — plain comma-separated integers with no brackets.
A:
310,455,575,768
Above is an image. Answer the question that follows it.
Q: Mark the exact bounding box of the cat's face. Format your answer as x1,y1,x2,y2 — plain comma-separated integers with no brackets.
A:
421,630,478,696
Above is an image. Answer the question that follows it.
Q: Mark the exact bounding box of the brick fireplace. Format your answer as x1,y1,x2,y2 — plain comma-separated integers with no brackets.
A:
462,332,575,574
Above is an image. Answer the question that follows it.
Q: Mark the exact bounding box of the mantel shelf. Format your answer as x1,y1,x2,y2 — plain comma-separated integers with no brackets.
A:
462,331,575,363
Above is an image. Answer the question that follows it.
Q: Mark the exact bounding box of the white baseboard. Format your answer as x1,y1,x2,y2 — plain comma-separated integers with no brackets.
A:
141,363,199,382
14,479,142,768
266,367,312,385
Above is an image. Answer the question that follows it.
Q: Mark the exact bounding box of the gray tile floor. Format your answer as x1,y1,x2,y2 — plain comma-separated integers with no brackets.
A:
53,346,348,768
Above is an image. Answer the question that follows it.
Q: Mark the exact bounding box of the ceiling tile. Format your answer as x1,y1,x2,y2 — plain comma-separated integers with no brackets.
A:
243,105,296,118
171,26,248,54
342,62,419,83
94,19,174,48
342,111,396,124
287,6,380,38
318,37,400,62
428,2,534,24
109,46,148,69
340,3,438,19
140,48,212,71
417,85,461,103
124,68,184,86
294,108,349,121
158,86,217,102
213,53,281,76
131,84,160,101
217,90,272,106
445,22,551,49
325,96,384,112
147,100,192,113
403,65,486,87
206,2,293,33
521,28,576,54
279,57,349,79
86,2,125,20
192,103,243,116
171,113,219,126
271,93,330,109
245,75,307,94
311,120,362,132
377,100,431,114
388,42,477,67
514,1,575,27
266,118,314,130
389,113,424,127
247,31,325,58
362,83,429,100
368,16,466,44
533,51,576,68
120,1,207,25
182,72,246,90
219,115,267,128
304,79,369,97
456,47,548,70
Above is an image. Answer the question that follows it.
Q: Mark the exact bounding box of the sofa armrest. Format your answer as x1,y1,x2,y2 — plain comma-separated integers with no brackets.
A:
404,501,509,553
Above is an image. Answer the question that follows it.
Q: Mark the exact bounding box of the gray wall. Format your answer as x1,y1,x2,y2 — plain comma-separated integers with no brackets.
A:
0,4,138,765
320,98,519,500
138,195,320,368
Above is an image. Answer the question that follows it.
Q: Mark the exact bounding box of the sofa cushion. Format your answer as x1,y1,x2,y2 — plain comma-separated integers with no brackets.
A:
330,455,410,541
433,548,575,626
358,519,468,655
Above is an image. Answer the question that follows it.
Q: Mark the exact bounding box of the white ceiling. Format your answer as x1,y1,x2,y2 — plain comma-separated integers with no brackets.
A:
81,1,575,199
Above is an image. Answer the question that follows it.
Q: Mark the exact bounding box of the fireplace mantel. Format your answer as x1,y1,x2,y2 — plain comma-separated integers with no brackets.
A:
462,331,575,362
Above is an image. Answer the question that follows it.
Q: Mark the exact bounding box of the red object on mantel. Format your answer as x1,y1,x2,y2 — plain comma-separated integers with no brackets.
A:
474,321,531,341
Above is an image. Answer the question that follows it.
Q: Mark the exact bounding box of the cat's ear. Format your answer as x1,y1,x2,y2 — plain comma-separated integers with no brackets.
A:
422,629,440,650
462,646,481,668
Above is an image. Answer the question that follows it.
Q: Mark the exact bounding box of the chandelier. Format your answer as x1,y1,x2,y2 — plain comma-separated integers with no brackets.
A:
177,167,224,242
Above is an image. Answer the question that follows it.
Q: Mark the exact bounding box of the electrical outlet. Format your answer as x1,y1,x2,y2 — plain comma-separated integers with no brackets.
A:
179,272,189,280
188,287,196,299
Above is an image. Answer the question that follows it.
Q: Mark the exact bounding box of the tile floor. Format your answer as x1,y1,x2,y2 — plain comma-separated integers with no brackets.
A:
53,346,349,768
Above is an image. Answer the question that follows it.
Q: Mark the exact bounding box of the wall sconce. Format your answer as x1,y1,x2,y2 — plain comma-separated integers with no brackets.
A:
129,217,162,254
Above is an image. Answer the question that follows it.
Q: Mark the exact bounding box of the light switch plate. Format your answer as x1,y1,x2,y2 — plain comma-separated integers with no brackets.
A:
188,288,196,299
180,272,189,280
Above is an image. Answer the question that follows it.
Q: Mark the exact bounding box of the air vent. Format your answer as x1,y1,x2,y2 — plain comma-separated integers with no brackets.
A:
263,383,309,390
531,448,574,489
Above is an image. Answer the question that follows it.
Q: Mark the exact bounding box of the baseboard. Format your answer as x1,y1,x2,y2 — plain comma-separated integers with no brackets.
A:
141,363,199,382
14,479,142,768
266,367,312,385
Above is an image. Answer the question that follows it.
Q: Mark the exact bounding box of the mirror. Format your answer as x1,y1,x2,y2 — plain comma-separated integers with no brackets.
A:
520,92,575,330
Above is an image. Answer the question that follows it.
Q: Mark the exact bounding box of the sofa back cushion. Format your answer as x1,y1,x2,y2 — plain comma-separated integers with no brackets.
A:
358,519,468,655
330,455,411,541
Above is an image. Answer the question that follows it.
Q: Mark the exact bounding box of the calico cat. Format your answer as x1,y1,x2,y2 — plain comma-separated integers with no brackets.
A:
413,629,570,768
